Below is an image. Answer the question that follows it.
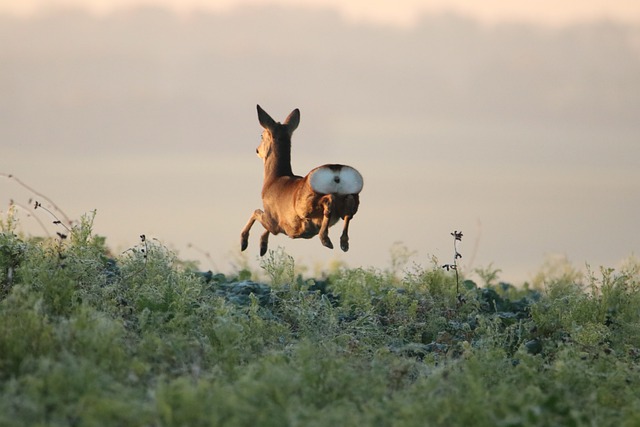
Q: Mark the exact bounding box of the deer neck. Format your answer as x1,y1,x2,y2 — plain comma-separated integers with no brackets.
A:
263,143,294,181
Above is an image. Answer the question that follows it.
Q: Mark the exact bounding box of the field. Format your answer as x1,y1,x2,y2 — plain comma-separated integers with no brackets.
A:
1,211,639,426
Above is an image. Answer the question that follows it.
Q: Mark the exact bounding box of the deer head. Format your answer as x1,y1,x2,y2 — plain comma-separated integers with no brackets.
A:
256,105,299,163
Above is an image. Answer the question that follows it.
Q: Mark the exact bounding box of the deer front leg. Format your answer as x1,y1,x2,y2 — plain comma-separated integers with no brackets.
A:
340,215,352,252
318,196,334,249
240,209,263,251
259,230,270,256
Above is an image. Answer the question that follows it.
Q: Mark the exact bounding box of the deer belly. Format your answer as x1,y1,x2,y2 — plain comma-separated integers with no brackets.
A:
309,165,363,195
290,218,322,239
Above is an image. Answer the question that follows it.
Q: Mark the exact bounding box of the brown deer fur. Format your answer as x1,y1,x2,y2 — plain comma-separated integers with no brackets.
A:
240,105,363,256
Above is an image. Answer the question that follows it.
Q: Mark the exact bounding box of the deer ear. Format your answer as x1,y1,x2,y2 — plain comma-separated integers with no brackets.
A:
257,105,276,130
284,108,300,133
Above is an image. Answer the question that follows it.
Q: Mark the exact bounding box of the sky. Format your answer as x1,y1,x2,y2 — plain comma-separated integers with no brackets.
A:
1,0,639,283
3,0,640,27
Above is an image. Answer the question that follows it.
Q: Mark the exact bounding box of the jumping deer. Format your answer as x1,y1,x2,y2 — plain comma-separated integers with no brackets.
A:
240,105,363,256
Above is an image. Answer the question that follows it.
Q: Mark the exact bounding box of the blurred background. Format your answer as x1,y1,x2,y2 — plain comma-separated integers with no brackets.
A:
2,0,639,283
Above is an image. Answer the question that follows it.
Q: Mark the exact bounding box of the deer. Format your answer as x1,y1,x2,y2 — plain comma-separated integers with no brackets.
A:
240,105,363,256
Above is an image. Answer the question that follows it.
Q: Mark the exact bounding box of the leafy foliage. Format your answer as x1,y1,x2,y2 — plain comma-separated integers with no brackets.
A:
1,213,639,426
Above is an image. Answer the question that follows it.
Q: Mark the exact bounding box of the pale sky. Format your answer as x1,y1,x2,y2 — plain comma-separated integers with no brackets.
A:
3,0,640,27
1,0,639,284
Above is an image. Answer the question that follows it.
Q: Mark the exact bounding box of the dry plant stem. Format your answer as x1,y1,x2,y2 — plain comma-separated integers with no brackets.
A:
442,231,463,296
453,231,462,294
122,234,149,280
33,201,71,234
2,173,72,227
9,201,51,236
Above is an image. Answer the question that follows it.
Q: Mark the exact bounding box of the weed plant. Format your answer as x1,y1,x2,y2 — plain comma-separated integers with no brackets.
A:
1,208,639,426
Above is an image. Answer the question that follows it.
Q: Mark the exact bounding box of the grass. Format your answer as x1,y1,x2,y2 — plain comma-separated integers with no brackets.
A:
1,208,640,426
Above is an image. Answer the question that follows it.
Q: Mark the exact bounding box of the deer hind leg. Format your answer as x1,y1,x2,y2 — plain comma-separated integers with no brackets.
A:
340,215,352,252
339,194,359,252
240,209,264,252
318,195,334,249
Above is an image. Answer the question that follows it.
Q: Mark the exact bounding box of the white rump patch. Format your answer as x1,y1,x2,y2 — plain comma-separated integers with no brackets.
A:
309,165,363,195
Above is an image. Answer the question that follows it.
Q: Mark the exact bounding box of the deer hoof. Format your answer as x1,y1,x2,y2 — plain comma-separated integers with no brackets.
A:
340,238,349,252
260,241,268,256
259,240,269,256
321,237,334,250
241,236,248,252
259,231,270,256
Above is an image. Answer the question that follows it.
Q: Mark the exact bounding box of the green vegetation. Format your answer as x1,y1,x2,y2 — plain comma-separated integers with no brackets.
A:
1,210,639,426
